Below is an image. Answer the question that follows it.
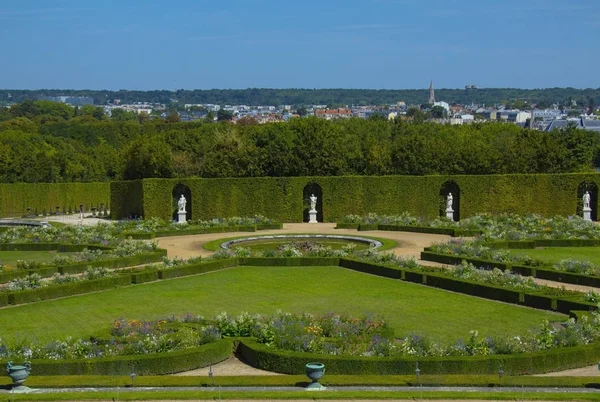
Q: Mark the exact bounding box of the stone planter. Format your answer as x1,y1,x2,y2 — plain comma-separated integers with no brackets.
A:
305,362,325,390
6,361,31,391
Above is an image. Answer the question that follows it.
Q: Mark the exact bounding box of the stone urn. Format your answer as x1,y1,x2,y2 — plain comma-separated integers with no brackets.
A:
305,362,325,390
6,361,31,390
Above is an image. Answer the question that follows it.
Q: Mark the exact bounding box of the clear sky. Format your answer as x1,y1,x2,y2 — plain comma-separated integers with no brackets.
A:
1,0,598,90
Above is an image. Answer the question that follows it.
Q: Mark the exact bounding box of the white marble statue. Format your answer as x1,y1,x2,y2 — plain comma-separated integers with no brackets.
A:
446,193,453,210
178,195,187,213
310,194,317,211
583,191,591,209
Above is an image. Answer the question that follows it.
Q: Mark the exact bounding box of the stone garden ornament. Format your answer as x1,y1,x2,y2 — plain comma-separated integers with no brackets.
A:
177,194,187,224
309,194,318,224
583,191,592,221
446,192,454,221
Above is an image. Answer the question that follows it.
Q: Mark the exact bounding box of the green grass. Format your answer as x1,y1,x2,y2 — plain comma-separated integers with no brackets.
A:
203,234,398,252
0,266,564,343
509,247,600,265
6,390,600,401
19,374,600,388
0,251,73,266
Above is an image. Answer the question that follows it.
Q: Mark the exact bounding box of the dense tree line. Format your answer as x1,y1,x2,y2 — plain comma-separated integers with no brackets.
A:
1,88,599,108
0,101,597,183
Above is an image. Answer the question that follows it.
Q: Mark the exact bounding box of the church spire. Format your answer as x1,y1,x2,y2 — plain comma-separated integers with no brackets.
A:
428,80,435,104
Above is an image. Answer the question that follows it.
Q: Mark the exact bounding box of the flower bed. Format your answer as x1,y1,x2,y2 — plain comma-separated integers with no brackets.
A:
339,213,600,241
118,216,282,239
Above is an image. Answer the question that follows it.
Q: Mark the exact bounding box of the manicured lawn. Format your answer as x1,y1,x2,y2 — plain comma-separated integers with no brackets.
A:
0,250,73,266
509,247,600,265
0,266,565,343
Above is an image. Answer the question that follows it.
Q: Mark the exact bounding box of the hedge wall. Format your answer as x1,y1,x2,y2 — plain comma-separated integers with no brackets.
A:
0,182,110,218
237,338,600,375
109,180,143,219
2,339,233,376
112,173,600,222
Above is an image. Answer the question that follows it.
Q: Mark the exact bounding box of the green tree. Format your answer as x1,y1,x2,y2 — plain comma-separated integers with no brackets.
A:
122,135,174,179
217,109,234,121
430,105,448,119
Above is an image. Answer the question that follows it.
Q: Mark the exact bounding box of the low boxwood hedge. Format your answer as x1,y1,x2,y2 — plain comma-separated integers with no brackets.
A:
237,338,600,375
339,258,402,280
130,270,159,284
6,275,131,306
256,223,283,230
57,251,166,275
125,225,262,240
237,257,340,267
420,250,600,289
420,251,510,270
0,339,233,376
0,266,59,284
158,258,239,279
335,223,360,229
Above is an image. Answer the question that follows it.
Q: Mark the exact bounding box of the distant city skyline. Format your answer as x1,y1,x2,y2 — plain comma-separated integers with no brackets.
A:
1,0,599,90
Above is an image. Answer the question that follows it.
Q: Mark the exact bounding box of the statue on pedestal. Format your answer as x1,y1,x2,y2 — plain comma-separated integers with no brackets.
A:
583,191,591,209
178,195,187,213
446,193,453,210
310,194,317,212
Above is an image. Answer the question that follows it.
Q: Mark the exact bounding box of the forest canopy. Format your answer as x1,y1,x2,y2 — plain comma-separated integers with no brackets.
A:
0,101,597,183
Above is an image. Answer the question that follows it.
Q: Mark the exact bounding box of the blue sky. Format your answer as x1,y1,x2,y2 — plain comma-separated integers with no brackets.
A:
1,0,598,90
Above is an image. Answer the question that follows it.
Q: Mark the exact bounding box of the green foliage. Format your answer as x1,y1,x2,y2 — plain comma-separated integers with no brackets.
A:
237,338,600,375
0,339,232,376
0,182,109,217
128,173,600,222
7,276,131,306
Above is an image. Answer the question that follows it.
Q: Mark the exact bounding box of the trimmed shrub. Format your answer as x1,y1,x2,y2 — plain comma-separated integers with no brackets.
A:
256,223,283,230
420,251,511,271
339,258,402,280
3,339,233,376
125,225,258,240
0,182,110,219
130,270,159,284
7,275,131,305
238,257,340,267
237,338,600,375
357,224,378,231
57,251,166,275
158,258,238,279
335,223,360,229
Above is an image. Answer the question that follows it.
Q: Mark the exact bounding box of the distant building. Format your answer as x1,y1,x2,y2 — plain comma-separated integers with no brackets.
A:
433,101,450,112
546,118,600,132
533,109,562,122
428,81,435,104
315,108,353,120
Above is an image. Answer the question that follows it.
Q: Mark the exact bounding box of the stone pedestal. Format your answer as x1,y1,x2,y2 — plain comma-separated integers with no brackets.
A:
177,211,187,224
446,208,454,221
583,206,592,221
309,209,318,224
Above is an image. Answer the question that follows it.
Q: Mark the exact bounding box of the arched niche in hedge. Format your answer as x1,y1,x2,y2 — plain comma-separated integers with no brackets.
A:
577,181,598,221
439,181,460,221
303,182,323,222
172,183,192,222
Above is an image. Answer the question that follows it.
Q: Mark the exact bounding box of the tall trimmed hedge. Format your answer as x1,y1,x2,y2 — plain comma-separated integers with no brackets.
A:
0,182,110,218
111,173,600,222
109,180,143,219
